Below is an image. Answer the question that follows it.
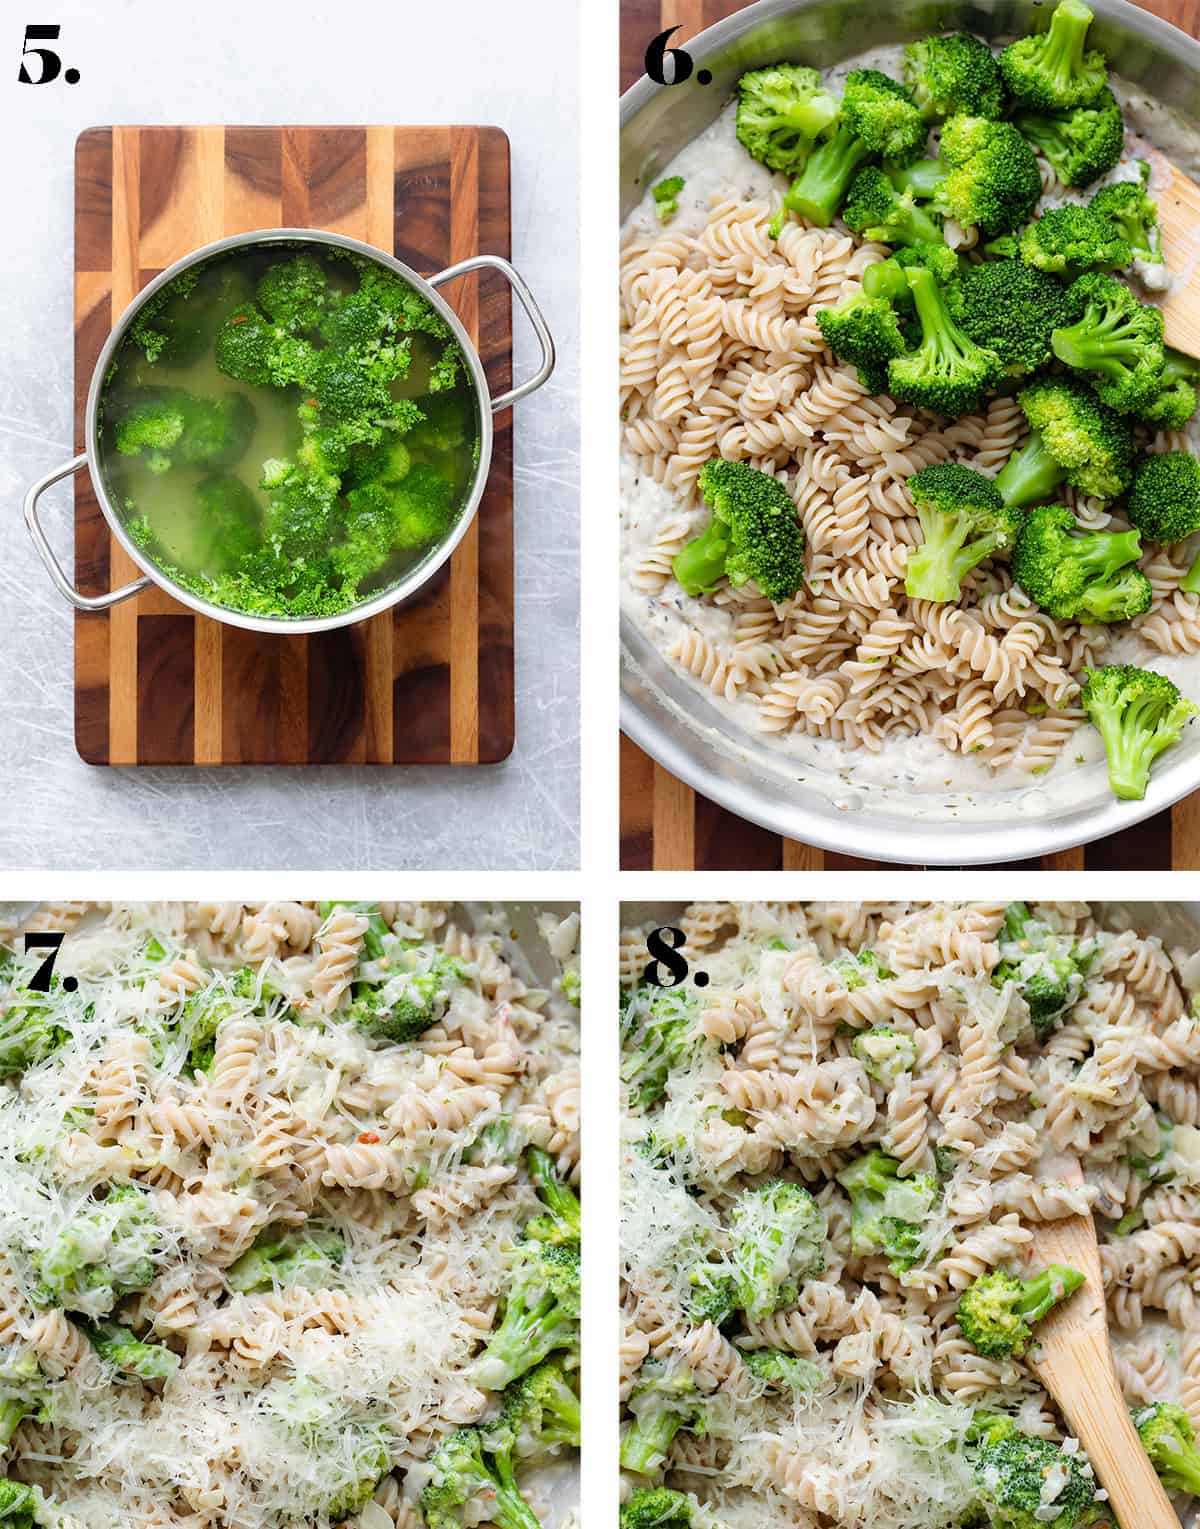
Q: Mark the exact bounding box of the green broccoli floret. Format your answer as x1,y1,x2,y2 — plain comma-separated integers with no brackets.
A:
128,267,207,367
524,1145,581,1245
892,117,1042,236
816,286,910,393
843,165,945,247
389,463,456,550
214,304,279,385
619,1487,695,1529
1132,1402,1200,1497
191,475,262,572
672,458,804,603
995,378,1134,508
260,458,338,558
1126,450,1200,544
560,966,581,1008
177,394,256,470
1139,348,1200,431
114,392,186,470
1017,205,1131,277
31,1184,160,1316
887,264,1004,417
830,949,895,989
0,976,68,1075
1014,88,1125,188
81,1317,180,1379
903,33,1005,120
903,463,1023,602
853,1026,918,1086
973,1427,1107,1527
265,1376,390,1520
956,1265,1084,1358
0,1353,44,1452
177,968,262,1074
1013,504,1148,621
652,176,685,223
992,901,1096,1038
255,253,329,331
837,1150,938,1274
470,1240,580,1392
735,65,840,173
499,1357,580,1460
1081,664,1198,800
952,260,1072,376
772,69,926,230
421,1426,540,1529
346,947,468,1044
226,1228,345,1292
998,0,1109,111
308,349,397,423
620,1360,706,1477
319,290,392,353
620,984,700,1112
1091,166,1162,263
0,1481,38,1525
1051,271,1165,413
730,1181,826,1321
355,265,454,340
740,1348,823,1393
686,1263,738,1329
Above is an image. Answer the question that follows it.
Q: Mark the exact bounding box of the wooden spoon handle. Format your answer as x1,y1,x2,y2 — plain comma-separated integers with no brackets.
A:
1038,1323,1180,1529
1156,160,1200,357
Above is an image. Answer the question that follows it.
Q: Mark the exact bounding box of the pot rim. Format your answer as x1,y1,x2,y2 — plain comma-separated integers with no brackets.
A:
86,227,493,636
619,0,1200,865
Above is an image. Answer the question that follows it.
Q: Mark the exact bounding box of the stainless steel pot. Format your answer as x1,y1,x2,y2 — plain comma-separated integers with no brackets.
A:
25,228,555,635
620,0,1200,865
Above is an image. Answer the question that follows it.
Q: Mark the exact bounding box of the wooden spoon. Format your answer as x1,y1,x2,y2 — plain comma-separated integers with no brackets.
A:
1146,150,1200,357
1022,1153,1180,1529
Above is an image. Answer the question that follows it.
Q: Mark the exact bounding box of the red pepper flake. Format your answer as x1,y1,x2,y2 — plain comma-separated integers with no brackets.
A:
230,315,248,324
305,398,318,407
358,1131,381,1144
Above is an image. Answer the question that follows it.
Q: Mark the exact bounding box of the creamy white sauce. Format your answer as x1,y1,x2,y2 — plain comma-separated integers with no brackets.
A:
620,46,1200,812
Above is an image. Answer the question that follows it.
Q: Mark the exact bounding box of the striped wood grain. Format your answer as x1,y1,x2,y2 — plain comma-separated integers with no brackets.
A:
618,0,1200,870
74,124,514,766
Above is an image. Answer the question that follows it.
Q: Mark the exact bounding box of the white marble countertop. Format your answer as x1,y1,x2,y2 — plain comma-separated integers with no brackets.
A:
0,0,579,870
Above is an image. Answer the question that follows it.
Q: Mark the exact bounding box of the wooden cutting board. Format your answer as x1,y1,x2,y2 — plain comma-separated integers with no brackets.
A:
74,125,513,766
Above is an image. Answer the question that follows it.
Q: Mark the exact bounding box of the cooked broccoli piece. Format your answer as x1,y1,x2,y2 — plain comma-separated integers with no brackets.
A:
114,387,253,475
30,1184,160,1316
1091,166,1162,263
772,69,926,230
81,1317,180,1380
735,65,840,173
1126,450,1200,544
128,266,208,367
730,1181,826,1321
346,947,468,1044
740,1348,823,1393
114,391,186,471
192,475,262,572
1017,204,1130,277
226,1228,345,1292
956,1265,1084,1357
0,974,67,1074
259,455,339,558
1013,504,1148,621
816,286,910,393
464,1117,520,1167
389,463,457,550
176,968,257,1074
471,1240,580,1392
952,259,1072,376
499,1357,580,1462
620,1487,695,1529
887,264,1004,417
1185,551,1200,596
852,1026,918,1086
524,1145,581,1245
837,1151,938,1274
255,253,329,331
830,949,894,989
998,0,1109,111
904,462,1023,602
903,33,1005,120
1132,1402,1200,1497
307,348,401,423
1139,348,1200,431
1014,88,1125,189
354,264,454,340
995,378,1135,508
843,165,945,247
992,901,1096,1038
672,458,804,603
892,117,1042,236
264,1377,390,1519
620,983,700,1112
652,176,684,223
421,1425,539,1529
319,289,392,353
620,1360,706,1477
686,1263,738,1329
973,1426,1107,1527
862,257,916,306
0,1353,43,1452
1081,664,1198,800
214,304,281,385
1051,271,1165,413
560,966,581,1008
0,1481,38,1525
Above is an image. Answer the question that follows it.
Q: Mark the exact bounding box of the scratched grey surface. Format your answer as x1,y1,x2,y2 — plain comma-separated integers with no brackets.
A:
0,0,580,871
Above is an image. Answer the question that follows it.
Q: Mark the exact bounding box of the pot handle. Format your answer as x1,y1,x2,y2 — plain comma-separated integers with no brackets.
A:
428,254,555,413
24,453,152,611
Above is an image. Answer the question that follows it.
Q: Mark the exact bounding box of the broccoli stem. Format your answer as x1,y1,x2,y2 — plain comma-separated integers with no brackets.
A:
863,260,912,305
1017,1264,1085,1324
1038,0,1095,96
995,431,1068,508
620,1408,686,1476
673,517,732,595
889,159,947,199
472,1298,576,1392
1052,307,1149,380
489,1450,545,1529
1075,527,1143,579
781,123,873,227
1093,692,1171,799
907,514,991,601
1183,552,1200,595
0,1400,25,1449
